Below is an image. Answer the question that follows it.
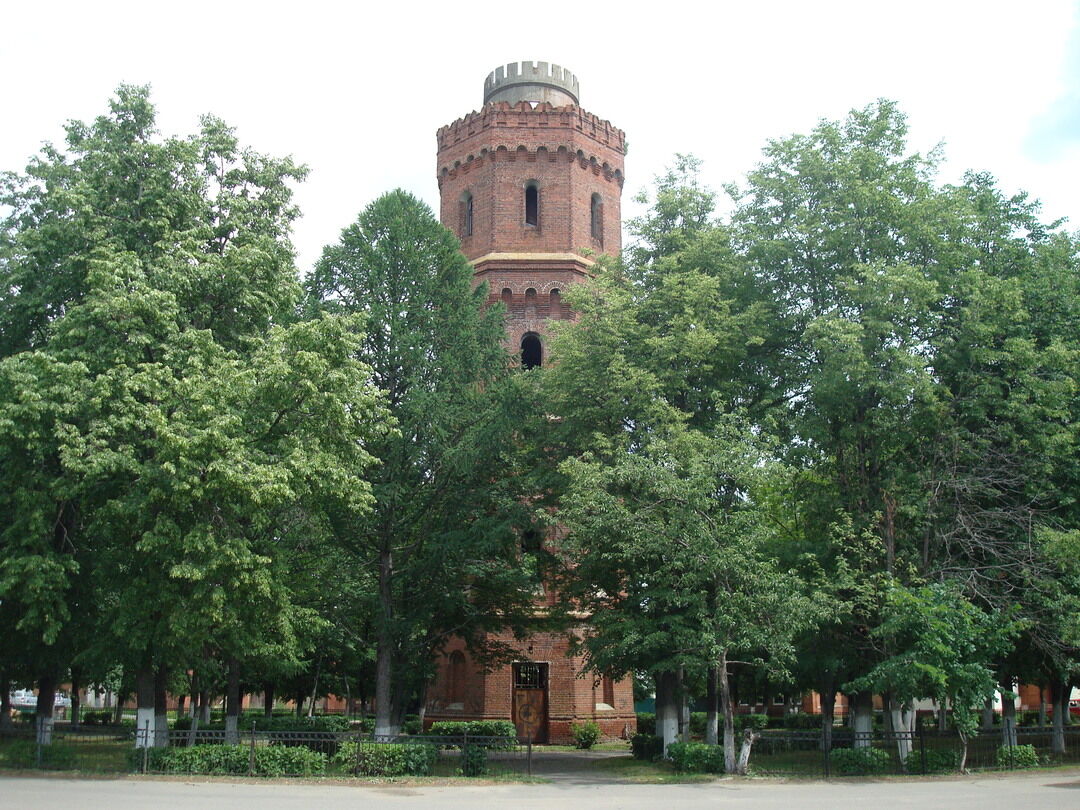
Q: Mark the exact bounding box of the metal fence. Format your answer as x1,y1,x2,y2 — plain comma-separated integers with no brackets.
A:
749,725,1080,776
0,724,530,778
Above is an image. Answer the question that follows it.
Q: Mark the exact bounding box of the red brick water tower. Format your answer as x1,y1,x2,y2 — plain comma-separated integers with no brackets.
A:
425,61,635,744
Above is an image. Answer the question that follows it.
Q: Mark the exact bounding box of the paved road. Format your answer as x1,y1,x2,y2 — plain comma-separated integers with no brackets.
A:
4,770,1080,809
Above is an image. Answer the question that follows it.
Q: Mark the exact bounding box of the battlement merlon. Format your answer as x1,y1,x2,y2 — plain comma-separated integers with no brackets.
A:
484,61,580,107
436,103,626,155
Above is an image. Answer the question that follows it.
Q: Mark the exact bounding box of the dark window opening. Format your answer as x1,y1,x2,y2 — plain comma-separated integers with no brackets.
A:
514,662,548,690
524,183,539,226
521,333,542,369
520,527,542,554
591,193,603,243
449,651,466,703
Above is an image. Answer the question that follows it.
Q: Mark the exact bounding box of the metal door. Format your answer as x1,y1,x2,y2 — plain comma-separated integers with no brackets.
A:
512,662,548,743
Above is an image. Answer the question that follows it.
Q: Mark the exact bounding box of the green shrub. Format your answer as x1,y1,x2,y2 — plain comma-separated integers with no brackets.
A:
2,740,78,770
905,747,959,774
460,743,487,777
629,733,664,761
79,711,113,726
829,747,891,775
570,721,602,749
636,712,656,735
135,744,326,776
426,720,516,748
667,741,725,773
996,744,1039,769
402,715,422,735
333,741,437,776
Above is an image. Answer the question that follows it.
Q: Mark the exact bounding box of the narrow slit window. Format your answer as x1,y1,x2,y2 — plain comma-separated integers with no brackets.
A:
524,182,539,227
591,193,603,243
461,192,473,237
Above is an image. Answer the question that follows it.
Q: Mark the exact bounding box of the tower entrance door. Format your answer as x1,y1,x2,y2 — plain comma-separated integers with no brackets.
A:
512,662,549,743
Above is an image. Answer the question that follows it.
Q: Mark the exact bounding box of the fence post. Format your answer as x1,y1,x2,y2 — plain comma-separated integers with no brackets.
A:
249,720,256,776
527,738,532,778
919,722,927,774
142,720,150,774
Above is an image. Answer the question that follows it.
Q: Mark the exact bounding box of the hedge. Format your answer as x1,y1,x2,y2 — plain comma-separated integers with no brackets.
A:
135,744,326,776
332,741,437,776
667,741,725,773
829,747,891,775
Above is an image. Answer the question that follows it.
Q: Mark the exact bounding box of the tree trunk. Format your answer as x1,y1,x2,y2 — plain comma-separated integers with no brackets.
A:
888,696,913,764
820,677,836,754
736,727,759,775
981,697,995,731
851,691,873,749
1,675,14,731
187,679,201,747
1050,677,1066,755
263,683,275,720
655,670,680,755
135,667,156,749
176,693,186,719
70,670,81,728
705,665,719,746
35,674,57,746
678,668,690,742
374,544,399,737
1000,676,1018,748
295,688,305,718
718,650,737,774
307,655,321,719
958,727,969,773
154,667,169,747
224,658,240,744
199,689,211,725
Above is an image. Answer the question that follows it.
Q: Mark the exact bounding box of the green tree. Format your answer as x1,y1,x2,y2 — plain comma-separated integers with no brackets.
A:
0,86,387,745
306,190,537,736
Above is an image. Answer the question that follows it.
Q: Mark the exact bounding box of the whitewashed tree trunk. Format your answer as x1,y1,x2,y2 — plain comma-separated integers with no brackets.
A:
736,728,759,775
154,668,169,747
35,675,57,746
655,670,680,756
889,701,914,763
852,692,873,748
134,668,157,749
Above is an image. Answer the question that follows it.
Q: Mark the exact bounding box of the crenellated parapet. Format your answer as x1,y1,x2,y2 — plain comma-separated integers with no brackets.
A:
438,101,625,155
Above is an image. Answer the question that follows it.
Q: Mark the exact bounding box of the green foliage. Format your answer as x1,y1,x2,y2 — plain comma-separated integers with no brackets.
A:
570,721,602,749
460,744,487,777
306,189,536,733
2,740,77,770
136,744,326,776
630,733,664,761
402,716,422,735
635,713,656,735
829,747,892,775
332,741,436,776
426,720,517,741
905,747,959,774
666,741,725,773
996,744,1039,769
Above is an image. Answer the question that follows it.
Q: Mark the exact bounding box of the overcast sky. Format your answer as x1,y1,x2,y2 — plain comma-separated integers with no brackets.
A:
3,1,1079,274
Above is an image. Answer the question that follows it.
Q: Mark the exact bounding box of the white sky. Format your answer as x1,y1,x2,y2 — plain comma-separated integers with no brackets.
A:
3,1,1079,274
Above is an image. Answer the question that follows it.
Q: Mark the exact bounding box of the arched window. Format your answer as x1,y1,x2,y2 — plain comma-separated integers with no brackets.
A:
501,287,514,313
524,181,539,227
549,289,561,319
521,333,542,369
460,191,474,237
590,193,603,244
